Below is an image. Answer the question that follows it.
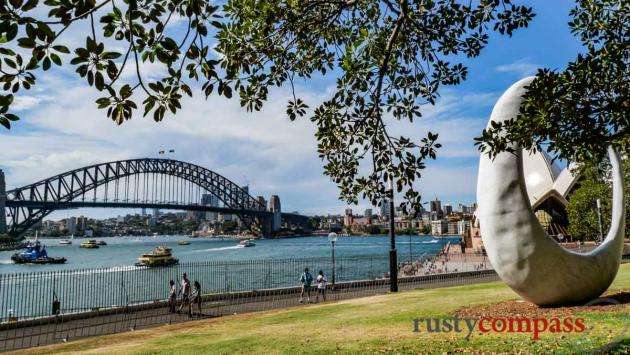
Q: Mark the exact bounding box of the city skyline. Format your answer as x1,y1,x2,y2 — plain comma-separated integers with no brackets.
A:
0,1,582,219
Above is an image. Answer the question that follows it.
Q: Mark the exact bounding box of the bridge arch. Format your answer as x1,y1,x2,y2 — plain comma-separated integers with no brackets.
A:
4,158,267,238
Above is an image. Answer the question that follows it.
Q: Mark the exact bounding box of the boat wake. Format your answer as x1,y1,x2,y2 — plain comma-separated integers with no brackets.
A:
190,246,242,253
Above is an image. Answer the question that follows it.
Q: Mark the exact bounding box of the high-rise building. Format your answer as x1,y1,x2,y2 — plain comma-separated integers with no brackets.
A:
201,193,220,222
141,208,146,216
66,217,77,235
152,208,160,218
364,209,372,218
443,204,452,216
380,198,390,218
430,197,441,214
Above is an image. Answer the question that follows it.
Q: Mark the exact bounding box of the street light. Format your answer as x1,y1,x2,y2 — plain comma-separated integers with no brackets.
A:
596,198,604,243
328,232,338,286
388,180,398,292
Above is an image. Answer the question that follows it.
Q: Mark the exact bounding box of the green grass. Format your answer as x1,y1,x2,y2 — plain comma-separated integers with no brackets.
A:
16,264,630,355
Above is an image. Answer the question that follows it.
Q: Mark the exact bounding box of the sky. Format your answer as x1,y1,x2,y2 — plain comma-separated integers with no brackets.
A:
0,1,584,219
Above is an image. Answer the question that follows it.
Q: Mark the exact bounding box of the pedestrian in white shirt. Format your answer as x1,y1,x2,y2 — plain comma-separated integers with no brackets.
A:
315,270,327,303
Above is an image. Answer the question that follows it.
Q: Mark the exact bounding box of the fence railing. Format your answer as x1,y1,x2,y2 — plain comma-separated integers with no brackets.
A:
0,252,497,351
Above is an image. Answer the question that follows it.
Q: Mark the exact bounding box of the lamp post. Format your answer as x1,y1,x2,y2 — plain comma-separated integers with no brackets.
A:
596,198,604,243
388,180,398,292
328,232,338,286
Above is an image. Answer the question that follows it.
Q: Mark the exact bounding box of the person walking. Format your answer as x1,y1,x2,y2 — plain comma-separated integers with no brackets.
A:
315,270,328,303
192,281,202,317
177,273,192,317
299,267,313,303
168,280,177,313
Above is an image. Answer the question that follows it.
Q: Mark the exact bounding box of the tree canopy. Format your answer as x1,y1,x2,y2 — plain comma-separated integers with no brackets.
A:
476,0,629,164
566,160,630,241
0,0,535,211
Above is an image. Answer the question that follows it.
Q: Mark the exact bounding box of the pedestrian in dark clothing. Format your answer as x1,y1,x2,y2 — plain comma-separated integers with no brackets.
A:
299,267,313,303
192,281,202,317
168,280,177,313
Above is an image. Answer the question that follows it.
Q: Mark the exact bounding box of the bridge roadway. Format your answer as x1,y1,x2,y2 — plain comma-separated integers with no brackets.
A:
0,271,498,352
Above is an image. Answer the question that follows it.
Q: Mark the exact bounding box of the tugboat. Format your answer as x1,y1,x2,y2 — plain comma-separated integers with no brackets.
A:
11,240,67,264
135,245,179,267
80,240,99,249
238,239,256,248
178,240,190,245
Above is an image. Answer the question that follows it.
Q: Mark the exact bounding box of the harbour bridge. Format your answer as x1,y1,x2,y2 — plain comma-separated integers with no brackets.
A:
0,158,309,240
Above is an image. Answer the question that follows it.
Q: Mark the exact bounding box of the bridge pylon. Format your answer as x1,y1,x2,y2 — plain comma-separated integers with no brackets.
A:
0,170,6,235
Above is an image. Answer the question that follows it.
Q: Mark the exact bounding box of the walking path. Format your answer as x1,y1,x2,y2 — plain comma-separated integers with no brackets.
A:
0,271,498,352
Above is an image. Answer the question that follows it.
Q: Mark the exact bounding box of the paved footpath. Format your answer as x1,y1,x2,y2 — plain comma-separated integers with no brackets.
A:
0,273,499,352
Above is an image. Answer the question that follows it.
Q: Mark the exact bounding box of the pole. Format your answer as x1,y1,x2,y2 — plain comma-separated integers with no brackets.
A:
331,241,336,286
388,180,398,292
596,198,604,243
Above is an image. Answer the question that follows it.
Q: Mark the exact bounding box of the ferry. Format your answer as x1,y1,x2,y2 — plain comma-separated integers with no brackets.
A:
80,240,99,249
11,240,67,264
178,240,190,245
238,240,256,248
135,245,179,267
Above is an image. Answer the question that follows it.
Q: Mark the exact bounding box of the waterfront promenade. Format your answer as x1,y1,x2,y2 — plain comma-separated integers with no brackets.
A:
0,267,498,352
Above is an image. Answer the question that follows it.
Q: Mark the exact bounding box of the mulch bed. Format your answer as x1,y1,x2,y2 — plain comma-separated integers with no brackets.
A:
455,291,630,318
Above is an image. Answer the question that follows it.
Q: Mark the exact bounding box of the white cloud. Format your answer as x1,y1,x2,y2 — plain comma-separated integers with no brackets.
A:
495,59,539,77
1,70,494,217
11,95,53,111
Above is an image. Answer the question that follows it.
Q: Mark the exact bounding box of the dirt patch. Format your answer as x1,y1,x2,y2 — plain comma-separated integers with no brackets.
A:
455,291,630,318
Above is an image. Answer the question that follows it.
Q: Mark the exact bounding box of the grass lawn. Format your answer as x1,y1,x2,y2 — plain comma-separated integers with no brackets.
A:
14,264,630,354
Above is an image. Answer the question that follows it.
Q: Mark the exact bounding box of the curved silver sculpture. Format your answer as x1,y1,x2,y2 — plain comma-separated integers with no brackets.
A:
476,77,626,306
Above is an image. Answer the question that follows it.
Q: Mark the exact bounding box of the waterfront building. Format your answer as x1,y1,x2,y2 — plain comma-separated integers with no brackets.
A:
447,220,459,235
152,208,160,218
343,208,353,228
457,220,471,236
431,219,448,235
364,209,373,218
463,214,484,252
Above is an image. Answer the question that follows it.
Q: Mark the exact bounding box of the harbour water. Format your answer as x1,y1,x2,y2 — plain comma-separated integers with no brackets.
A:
0,235,462,320
0,235,460,273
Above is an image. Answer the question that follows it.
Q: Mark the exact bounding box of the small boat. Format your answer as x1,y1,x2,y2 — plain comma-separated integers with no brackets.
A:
96,240,107,246
135,245,178,267
80,240,100,249
11,240,67,264
178,240,190,245
238,240,256,248
59,239,72,245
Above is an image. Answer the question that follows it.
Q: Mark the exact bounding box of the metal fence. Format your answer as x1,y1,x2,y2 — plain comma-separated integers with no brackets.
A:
0,252,497,352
